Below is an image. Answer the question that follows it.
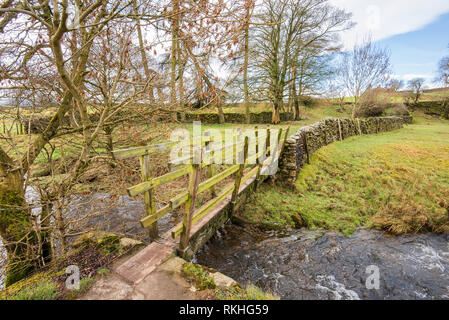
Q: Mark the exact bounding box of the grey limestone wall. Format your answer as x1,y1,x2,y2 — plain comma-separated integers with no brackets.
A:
278,116,413,189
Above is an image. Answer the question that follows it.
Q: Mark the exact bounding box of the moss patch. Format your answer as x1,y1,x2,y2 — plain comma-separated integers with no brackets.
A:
1,232,131,300
182,262,216,290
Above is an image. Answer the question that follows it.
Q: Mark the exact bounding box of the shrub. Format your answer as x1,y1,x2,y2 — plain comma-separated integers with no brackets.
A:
387,103,410,116
300,95,318,108
354,89,388,118
442,98,449,119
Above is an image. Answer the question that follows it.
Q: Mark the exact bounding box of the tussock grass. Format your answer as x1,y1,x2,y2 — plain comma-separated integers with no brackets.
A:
8,279,57,300
241,118,449,235
216,285,279,300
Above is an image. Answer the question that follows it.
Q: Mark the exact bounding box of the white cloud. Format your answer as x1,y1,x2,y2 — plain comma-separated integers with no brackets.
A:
391,74,434,82
391,74,441,88
329,0,449,48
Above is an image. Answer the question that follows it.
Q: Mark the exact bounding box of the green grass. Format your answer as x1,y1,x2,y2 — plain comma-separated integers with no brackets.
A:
182,262,216,290
96,267,110,276
241,116,449,236
8,279,58,300
181,262,278,300
216,285,279,300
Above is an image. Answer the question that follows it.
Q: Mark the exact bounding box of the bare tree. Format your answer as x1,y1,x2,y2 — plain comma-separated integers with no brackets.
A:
387,79,404,92
250,0,352,123
407,78,426,104
437,52,449,86
338,37,391,118
0,0,161,285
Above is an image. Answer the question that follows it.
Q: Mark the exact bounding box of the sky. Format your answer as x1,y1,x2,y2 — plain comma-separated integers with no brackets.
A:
330,0,449,88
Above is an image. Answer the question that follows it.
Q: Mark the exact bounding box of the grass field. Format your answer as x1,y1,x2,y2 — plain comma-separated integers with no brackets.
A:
240,114,449,236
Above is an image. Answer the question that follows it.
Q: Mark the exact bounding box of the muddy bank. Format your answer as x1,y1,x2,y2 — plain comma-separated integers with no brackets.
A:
194,224,449,300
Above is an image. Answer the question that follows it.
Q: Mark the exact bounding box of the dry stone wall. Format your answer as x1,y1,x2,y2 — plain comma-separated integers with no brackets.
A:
278,116,413,189
177,111,295,124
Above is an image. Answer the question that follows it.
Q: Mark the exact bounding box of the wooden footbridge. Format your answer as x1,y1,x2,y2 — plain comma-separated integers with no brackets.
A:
111,126,289,284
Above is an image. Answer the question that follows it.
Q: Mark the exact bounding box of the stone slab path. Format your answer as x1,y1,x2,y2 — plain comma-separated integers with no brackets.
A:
81,255,236,300
81,256,199,300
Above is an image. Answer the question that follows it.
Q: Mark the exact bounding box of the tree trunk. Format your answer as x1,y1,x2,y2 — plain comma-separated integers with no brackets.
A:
134,2,155,104
170,0,179,107
272,96,281,124
178,38,185,122
217,105,225,124
243,5,250,124
0,150,36,286
104,125,116,164
294,99,300,121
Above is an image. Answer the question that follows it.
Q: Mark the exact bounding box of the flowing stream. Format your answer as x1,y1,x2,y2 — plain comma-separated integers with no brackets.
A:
194,223,449,300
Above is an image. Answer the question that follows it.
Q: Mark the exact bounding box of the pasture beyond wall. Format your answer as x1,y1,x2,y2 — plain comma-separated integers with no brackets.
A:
277,115,413,189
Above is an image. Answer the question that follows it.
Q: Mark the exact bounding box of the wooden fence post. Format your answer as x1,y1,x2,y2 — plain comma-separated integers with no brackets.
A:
230,136,248,214
337,119,343,141
357,118,362,135
281,127,290,153
303,133,310,164
140,154,158,240
179,148,201,252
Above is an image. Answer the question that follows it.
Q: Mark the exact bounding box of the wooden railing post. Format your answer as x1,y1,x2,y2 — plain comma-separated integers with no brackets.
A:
140,154,158,240
266,126,271,158
281,126,291,153
277,128,283,152
204,132,216,198
179,148,202,252
303,133,310,164
255,126,261,190
231,136,248,214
